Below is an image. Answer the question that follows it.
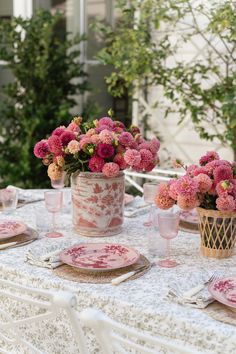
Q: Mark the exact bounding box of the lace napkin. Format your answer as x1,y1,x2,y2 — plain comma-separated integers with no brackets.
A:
166,274,215,309
124,196,149,218
25,240,78,269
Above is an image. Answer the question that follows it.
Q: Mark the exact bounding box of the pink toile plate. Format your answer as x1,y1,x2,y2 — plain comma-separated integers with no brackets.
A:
60,243,140,272
208,276,236,311
0,220,27,240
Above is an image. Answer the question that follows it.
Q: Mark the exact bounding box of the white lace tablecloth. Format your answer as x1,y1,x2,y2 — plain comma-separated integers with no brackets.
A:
0,190,236,354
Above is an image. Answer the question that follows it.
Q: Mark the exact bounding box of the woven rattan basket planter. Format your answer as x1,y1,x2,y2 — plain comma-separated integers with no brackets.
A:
197,207,236,259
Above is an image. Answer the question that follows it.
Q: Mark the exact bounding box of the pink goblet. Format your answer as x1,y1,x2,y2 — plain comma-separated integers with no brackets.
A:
143,182,159,227
157,212,180,268
44,190,63,238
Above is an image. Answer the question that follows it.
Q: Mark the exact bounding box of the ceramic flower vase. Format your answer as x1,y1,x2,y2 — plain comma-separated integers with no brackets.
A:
71,172,125,237
197,207,236,258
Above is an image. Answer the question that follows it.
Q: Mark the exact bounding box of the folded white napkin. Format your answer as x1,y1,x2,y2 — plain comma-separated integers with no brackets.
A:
124,196,149,218
166,287,214,309
25,240,78,269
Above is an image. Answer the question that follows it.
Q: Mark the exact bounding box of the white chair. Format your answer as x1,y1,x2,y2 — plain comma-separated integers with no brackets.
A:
124,168,184,193
79,308,204,354
0,279,88,354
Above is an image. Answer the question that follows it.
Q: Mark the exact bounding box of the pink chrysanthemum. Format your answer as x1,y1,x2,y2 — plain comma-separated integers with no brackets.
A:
194,173,212,193
98,117,114,128
112,126,124,134
47,163,63,180
67,122,81,133
216,195,235,212
33,139,49,158
124,149,141,167
60,131,75,147
48,135,63,155
155,183,175,210
168,180,179,200
205,160,231,176
88,156,105,172
90,134,100,145
97,143,114,159
67,140,80,154
99,129,113,145
193,167,209,177
176,176,199,198
86,128,96,137
213,165,233,184
186,164,198,177
102,162,120,178
216,180,234,196
80,136,92,150
113,153,127,170
119,132,134,147
177,195,200,211
52,126,66,137
199,151,219,166
138,142,150,151
149,138,160,154
139,149,153,163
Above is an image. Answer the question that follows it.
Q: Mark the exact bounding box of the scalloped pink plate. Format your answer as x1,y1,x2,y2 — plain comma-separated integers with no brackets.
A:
124,193,135,205
0,220,27,240
60,243,140,271
208,276,236,311
180,209,198,224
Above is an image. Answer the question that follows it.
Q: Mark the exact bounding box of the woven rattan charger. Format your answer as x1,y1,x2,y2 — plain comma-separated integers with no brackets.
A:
54,254,151,284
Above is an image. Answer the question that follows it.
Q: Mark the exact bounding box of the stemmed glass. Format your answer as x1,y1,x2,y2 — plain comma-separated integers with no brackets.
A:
44,190,63,238
143,182,159,227
157,211,180,268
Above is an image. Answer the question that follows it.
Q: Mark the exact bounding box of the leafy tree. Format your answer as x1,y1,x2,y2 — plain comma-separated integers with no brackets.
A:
0,10,88,187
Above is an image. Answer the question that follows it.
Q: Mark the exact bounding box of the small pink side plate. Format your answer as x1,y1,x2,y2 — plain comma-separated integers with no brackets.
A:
0,220,27,240
124,193,135,205
60,243,140,271
208,276,236,311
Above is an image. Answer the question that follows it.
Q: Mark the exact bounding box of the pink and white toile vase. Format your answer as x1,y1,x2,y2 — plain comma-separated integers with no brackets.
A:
71,172,125,237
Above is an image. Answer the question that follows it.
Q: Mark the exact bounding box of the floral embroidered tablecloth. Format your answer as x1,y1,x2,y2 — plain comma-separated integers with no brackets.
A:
0,190,236,354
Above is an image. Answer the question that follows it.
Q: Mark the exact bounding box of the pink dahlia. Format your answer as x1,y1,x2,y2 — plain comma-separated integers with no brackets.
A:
168,180,179,200
199,151,219,166
177,195,200,210
139,149,153,163
193,167,208,177
138,141,150,151
86,128,96,137
216,195,235,212
216,180,234,196
48,135,63,155
97,117,114,128
80,136,92,150
213,165,233,184
155,183,175,210
149,138,160,154
67,140,80,154
119,132,134,147
124,149,141,167
52,126,66,137
88,156,105,172
193,173,212,193
96,125,112,133
97,143,114,159
176,176,199,198
90,134,100,145
99,129,113,144
102,162,120,178
67,122,81,133
113,153,127,170
33,139,49,158
186,164,198,177
60,131,75,147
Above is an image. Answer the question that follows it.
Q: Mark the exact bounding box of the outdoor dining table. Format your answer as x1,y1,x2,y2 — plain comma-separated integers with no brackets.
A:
0,190,236,354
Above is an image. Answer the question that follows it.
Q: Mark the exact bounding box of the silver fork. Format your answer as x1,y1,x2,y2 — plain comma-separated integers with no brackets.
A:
182,272,220,298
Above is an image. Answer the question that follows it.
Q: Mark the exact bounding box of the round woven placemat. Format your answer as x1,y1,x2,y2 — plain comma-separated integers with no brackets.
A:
204,302,236,326
54,254,150,284
0,228,38,249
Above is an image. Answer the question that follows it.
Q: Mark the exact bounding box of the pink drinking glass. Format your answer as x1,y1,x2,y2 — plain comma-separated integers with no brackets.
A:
157,212,180,268
44,190,63,238
50,171,65,189
143,182,159,227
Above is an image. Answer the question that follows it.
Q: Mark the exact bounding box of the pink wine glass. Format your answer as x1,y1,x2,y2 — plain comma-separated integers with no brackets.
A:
50,171,65,189
157,212,180,268
44,190,63,238
143,182,159,227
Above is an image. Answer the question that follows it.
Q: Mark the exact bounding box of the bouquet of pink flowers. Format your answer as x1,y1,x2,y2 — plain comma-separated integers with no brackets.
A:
155,151,236,212
34,116,160,180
